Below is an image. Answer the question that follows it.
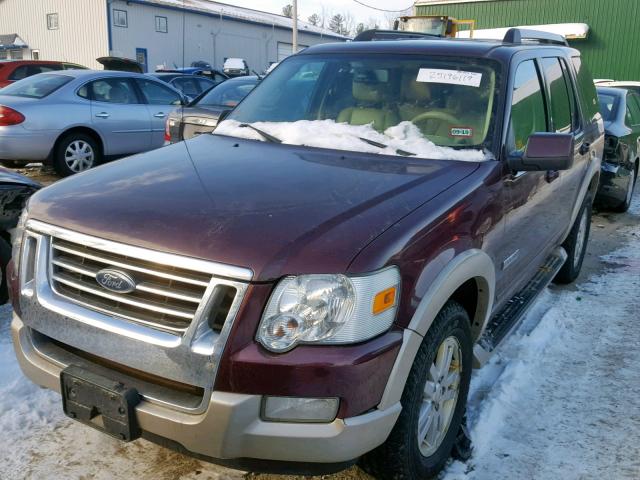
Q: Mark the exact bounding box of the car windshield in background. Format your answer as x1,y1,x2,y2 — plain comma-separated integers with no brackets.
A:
598,93,618,121
220,54,498,159
0,73,72,98
197,79,258,107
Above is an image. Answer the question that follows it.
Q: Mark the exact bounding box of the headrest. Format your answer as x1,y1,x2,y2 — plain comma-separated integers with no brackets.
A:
109,85,128,103
353,81,383,103
402,70,430,102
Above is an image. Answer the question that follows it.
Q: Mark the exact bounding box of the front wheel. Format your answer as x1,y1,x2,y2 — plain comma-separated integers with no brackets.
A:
554,197,592,284
360,301,473,480
53,133,101,177
614,167,636,213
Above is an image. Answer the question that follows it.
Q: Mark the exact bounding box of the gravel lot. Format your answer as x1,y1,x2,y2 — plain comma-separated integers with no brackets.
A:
1,165,638,480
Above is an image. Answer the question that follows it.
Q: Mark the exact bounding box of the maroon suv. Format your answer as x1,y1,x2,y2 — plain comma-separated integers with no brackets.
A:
10,29,603,479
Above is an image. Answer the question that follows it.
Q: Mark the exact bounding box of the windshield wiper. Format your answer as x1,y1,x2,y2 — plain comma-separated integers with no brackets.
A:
358,137,416,157
239,123,281,143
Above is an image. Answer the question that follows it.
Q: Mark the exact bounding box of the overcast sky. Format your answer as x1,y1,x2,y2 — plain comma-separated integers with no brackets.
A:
221,0,415,28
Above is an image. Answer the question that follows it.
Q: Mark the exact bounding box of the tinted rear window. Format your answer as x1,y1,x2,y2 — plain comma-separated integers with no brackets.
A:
0,73,72,98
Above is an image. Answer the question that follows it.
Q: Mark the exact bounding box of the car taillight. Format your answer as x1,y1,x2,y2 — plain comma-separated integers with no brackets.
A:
164,117,171,143
0,106,25,126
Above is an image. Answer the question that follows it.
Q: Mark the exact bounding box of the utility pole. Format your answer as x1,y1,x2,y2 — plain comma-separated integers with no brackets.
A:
292,0,298,54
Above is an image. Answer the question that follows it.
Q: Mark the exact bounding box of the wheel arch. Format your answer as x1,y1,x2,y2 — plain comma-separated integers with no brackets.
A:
377,249,495,410
49,126,105,163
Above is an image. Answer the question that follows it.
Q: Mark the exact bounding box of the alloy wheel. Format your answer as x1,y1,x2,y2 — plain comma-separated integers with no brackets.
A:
64,140,95,173
418,336,462,457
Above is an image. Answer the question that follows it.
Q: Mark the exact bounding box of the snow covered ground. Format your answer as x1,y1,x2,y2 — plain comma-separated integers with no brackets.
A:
0,196,639,479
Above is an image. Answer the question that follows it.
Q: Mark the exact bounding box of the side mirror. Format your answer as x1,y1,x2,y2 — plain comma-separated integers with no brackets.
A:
507,133,574,172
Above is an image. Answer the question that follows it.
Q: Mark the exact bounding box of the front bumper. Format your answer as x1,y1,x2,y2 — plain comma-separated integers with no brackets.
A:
12,313,401,465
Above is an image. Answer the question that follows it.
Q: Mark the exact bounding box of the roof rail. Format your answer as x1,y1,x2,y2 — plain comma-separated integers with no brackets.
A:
503,28,568,46
354,29,441,42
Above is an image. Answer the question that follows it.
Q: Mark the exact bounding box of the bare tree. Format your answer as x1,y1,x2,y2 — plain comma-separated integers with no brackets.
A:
308,13,321,26
282,4,293,18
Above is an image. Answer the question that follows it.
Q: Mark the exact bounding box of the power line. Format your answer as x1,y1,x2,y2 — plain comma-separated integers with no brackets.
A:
351,0,415,13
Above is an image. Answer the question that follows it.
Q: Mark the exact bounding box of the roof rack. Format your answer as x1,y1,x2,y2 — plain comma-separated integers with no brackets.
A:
503,28,568,46
353,29,442,42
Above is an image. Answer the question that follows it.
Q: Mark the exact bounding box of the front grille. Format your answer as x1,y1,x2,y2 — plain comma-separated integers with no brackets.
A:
48,236,235,334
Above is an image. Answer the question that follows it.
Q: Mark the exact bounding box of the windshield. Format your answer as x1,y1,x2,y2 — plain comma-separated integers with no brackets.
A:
598,93,618,121
219,54,498,160
197,79,258,107
1,73,72,98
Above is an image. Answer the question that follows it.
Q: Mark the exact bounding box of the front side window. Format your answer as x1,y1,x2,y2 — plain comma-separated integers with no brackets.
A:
508,60,547,152
89,78,138,104
0,74,71,98
113,9,128,28
155,16,168,33
541,57,574,133
626,94,640,126
571,56,599,122
8,66,29,81
47,13,59,30
221,54,499,159
135,79,182,105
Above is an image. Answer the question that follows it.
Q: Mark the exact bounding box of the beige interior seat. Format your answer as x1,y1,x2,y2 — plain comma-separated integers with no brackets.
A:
337,78,399,132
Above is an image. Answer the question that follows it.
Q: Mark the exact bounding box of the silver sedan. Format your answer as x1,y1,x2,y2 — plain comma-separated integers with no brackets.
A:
0,70,187,176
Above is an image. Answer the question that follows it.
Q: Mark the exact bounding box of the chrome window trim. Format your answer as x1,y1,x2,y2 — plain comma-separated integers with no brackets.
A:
27,219,254,281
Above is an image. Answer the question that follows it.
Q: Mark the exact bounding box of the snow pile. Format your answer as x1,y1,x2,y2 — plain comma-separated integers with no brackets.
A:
442,195,640,479
214,119,489,162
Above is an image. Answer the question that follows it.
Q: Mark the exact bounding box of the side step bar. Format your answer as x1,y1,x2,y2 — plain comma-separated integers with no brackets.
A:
474,247,567,365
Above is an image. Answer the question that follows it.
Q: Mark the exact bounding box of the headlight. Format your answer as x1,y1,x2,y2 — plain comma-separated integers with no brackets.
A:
10,207,28,271
257,267,400,352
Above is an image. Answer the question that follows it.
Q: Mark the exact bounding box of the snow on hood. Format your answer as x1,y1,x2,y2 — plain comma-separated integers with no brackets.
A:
214,119,489,162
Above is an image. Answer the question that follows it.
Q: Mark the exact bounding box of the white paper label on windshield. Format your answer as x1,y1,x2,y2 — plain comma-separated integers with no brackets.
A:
417,68,482,87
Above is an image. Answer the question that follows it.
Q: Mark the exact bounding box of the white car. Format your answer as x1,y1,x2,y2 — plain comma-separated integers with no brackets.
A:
223,58,250,77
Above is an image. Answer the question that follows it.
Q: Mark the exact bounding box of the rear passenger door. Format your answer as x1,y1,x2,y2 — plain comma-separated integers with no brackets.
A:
500,58,567,297
134,78,183,148
85,77,152,155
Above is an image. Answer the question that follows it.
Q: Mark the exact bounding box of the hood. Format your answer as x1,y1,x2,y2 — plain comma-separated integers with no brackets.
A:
0,167,41,188
28,135,479,281
96,56,143,73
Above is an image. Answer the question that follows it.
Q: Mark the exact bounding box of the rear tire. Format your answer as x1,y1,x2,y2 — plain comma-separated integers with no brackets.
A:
554,197,591,284
613,167,636,213
53,133,101,177
360,301,473,480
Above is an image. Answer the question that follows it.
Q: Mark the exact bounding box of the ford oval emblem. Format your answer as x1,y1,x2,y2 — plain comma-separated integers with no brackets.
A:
95,269,137,294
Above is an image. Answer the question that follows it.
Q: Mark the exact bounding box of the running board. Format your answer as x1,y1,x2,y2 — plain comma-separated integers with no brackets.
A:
474,247,567,365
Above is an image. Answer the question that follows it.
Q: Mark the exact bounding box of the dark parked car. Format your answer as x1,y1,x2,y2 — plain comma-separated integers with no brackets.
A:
595,86,639,211
149,73,218,101
156,67,228,85
0,168,39,302
165,76,259,143
11,29,602,479
0,60,87,88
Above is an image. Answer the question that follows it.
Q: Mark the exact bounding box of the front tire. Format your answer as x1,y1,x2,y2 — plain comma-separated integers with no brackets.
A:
614,167,636,213
554,197,591,284
360,301,473,480
53,133,101,177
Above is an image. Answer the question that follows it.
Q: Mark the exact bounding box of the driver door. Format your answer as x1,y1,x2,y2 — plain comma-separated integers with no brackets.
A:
499,58,566,299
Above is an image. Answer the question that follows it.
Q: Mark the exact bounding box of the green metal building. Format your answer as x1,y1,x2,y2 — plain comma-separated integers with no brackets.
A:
415,0,640,80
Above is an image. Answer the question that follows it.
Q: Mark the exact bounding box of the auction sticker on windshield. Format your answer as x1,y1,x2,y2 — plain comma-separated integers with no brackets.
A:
417,68,482,87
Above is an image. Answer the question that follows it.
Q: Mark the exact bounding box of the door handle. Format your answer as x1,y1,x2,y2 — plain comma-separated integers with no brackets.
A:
579,142,591,155
153,112,166,118
545,170,560,183
95,112,110,118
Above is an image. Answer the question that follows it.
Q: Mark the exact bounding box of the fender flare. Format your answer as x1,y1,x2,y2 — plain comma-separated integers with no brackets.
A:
378,249,495,410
